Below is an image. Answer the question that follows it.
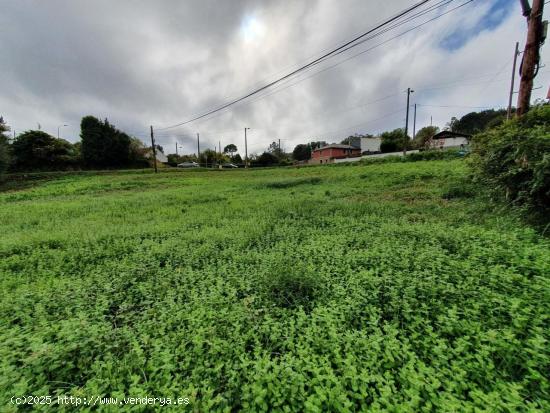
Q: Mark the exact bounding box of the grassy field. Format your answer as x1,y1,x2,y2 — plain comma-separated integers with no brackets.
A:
1,160,548,412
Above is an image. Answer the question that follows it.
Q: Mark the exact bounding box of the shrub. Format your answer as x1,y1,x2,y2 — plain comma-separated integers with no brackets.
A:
0,117,10,178
380,128,406,153
11,130,79,171
359,148,463,166
0,137,9,179
254,152,279,167
469,104,550,218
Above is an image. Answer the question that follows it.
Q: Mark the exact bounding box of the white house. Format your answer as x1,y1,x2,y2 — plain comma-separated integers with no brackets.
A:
349,136,382,154
360,136,381,153
429,131,471,149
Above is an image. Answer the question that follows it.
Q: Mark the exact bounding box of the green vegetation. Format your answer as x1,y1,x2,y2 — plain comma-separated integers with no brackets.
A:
380,128,407,153
10,130,79,171
80,116,144,169
0,117,11,179
447,109,508,135
470,104,550,221
1,160,549,411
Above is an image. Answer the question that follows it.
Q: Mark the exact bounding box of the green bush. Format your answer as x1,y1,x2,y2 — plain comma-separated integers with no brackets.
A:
0,138,9,179
359,148,463,166
406,148,464,161
11,130,79,171
469,104,550,218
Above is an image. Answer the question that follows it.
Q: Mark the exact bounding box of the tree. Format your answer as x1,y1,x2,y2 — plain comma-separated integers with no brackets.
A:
267,141,284,159
128,137,149,165
255,151,279,166
292,144,311,161
445,117,459,132
379,128,406,153
446,110,507,135
232,153,243,164
412,126,439,149
80,116,132,168
199,148,218,166
309,141,327,150
0,117,11,177
223,144,237,157
341,134,374,146
11,130,78,171
167,154,184,164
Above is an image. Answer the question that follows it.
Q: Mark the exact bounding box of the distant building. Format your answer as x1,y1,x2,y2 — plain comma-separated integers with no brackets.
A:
310,144,361,164
349,136,382,154
429,131,471,149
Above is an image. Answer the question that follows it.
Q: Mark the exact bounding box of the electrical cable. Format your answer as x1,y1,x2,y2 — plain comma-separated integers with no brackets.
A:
154,0,435,130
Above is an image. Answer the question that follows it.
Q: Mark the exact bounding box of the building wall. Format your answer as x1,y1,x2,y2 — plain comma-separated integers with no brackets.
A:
431,137,469,149
360,137,381,153
310,147,360,164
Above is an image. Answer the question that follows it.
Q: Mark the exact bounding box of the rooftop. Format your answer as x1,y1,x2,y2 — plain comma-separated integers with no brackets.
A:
433,131,472,139
312,144,359,152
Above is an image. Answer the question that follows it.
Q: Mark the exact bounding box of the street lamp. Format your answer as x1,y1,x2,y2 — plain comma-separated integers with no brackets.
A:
57,124,68,139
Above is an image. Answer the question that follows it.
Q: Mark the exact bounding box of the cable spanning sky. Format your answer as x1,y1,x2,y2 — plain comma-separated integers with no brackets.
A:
1,0,547,155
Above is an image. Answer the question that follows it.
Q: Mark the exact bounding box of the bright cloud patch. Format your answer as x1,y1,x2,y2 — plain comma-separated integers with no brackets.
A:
240,16,266,43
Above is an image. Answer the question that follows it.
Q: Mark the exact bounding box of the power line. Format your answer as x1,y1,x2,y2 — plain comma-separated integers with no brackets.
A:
417,104,494,108
154,0,434,131
155,0,472,132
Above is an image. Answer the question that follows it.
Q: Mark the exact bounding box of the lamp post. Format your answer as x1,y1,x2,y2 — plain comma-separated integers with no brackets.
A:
57,124,68,139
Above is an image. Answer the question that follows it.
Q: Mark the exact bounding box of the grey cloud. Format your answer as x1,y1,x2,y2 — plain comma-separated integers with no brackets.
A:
1,0,547,154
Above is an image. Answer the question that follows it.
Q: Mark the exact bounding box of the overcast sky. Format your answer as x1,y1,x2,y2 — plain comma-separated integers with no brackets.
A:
1,0,548,155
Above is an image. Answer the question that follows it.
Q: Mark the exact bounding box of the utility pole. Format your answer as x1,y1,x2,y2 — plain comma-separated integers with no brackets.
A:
413,104,417,141
507,42,520,120
404,87,414,155
244,127,250,168
517,0,546,116
278,138,281,154
150,125,158,173
197,133,200,165
175,142,179,156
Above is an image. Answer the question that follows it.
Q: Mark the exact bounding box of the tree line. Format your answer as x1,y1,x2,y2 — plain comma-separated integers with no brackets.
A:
0,116,153,175
0,108,511,177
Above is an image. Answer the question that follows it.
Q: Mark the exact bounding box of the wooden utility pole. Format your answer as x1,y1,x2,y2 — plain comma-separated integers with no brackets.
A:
413,103,417,141
507,42,520,119
404,87,414,155
244,127,250,168
150,125,158,173
517,0,545,116
175,142,179,156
